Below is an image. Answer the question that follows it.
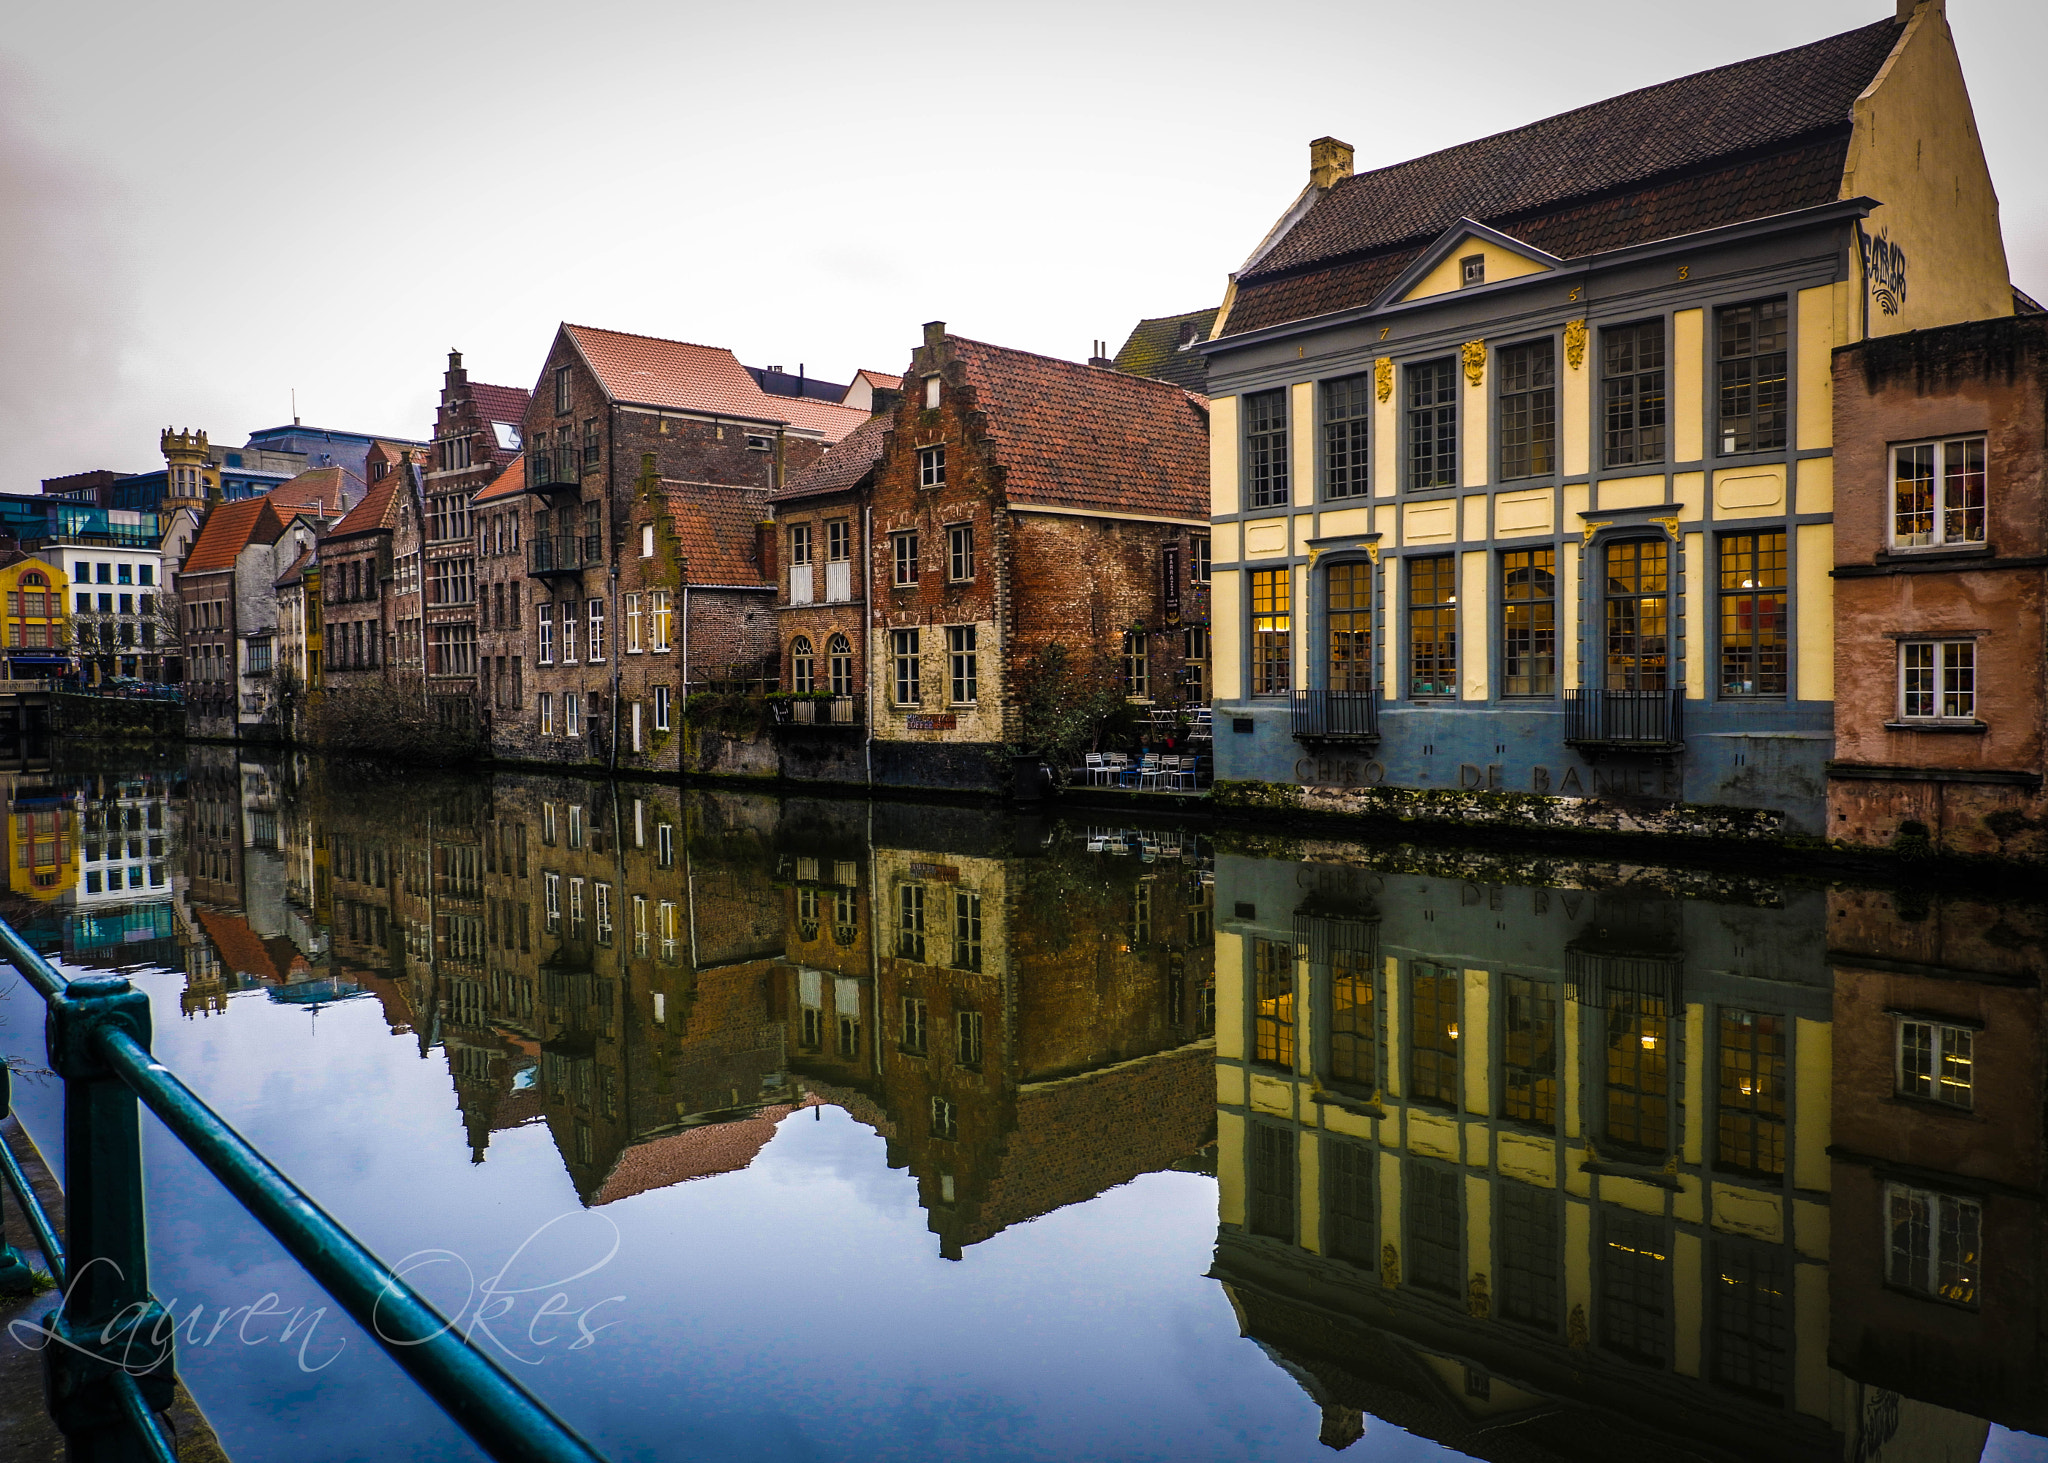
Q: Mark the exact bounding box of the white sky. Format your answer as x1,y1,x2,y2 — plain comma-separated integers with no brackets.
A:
1,0,2041,485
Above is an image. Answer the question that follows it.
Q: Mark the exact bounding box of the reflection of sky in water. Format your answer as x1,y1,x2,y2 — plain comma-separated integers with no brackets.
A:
0,966,1456,1463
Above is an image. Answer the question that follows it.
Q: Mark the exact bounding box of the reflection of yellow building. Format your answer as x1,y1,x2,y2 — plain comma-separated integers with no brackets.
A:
0,558,69,671
1210,857,1989,1461
4,776,75,901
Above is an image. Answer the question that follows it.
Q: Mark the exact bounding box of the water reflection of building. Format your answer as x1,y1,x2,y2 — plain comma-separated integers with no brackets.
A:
1209,853,1999,1461
1828,889,2048,1440
775,805,1217,1259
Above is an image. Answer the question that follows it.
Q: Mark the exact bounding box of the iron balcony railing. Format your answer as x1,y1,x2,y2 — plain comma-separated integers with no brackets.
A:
1563,688,1685,748
531,534,601,575
529,453,582,491
0,917,607,1463
1290,688,1380,742
776,694,861,728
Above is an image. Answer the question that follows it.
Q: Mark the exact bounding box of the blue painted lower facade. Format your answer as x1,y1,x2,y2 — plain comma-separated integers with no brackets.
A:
1214,698,1832,834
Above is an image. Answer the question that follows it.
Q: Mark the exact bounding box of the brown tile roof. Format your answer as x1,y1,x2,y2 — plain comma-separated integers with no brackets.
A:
472,454,526,505
182,498,287,574
196,908,281,982
1225,17,1903,335
1111,307,1220,393
662,483,772,586
325,472,405,540
843,368,902,400
773,412,889,503
268,466,358,518
592,1102,804,1205
469,382,531,427
562,324,869,442
950,337,1209,520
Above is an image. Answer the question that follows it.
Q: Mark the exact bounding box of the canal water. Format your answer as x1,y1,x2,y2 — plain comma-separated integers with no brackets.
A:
1,747,2045,1463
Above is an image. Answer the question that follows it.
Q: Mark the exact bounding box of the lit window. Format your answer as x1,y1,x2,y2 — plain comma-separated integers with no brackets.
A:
1886,1183,1980,1306
1898,1018,1973,1107
1892,437,1987,549
1250,568,1291,695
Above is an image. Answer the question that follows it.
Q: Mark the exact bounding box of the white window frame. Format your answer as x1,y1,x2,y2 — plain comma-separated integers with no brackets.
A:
1897,638,1977,724
654,683,671,731
649,590,671,652
893,628,921,705
1890,436,1988,551
536,604,553,665
919,445,945,488
947,522,975,581
1896,1016,1974,1109
586,598,605,662
539,692,553,736
1884,1181,1981,1306
543,871,561,931
893,531,918,586
625,592,642,653
564,691,581,737
947,624,978,705
641,523,655,558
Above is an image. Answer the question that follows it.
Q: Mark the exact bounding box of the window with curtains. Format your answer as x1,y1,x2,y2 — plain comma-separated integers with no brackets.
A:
1718,532,1787,697
1603,540,1668,690
1252,937,1295,1070
1498,339,1556,479
1325,562,1372,692
1250,568,1291,695
1501,549,1555,696
1892,436,1987,549
1602,321,1666,467
1321,373,1371,498
1244,389,1289,508
1407,555,1457,697
1717,298,1788,455
1406,358,1458,489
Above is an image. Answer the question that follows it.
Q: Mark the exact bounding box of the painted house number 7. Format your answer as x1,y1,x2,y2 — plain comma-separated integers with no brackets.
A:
1378,327,1390,340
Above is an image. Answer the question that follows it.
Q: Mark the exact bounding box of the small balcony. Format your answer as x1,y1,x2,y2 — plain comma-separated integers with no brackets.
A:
528,452,583,493
1291,688,1379,743
1564,688,1684,750
530,534,600,578
773,694,862,730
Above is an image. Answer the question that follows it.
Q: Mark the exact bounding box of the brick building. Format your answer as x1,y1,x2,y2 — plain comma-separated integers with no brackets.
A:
499,323,865,770
768,410,894,784
425,351,530,723
317,466,410,696
859,323,1211,791
1828,313,2048,859
176,497,319,738
473,455,527,729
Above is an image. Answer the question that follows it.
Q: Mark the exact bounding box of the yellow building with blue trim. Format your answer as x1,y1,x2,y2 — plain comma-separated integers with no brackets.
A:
1202,2,2016,835
0,555,70,681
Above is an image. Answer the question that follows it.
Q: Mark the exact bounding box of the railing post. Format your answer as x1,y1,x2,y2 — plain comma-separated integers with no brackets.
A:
0,1064,37,1295
43,974,175,1460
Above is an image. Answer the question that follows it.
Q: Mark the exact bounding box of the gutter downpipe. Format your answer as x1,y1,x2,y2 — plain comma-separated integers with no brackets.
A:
863,503,874,790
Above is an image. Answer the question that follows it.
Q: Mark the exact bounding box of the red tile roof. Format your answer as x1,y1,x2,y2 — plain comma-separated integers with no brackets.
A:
268,466,358,518
563,324,869,443
592,1102,804,1205
182,498,287,574
325,472,405,540
661,483,772,586
1226,17,1903,334
774,412,889,503
196,908,281,982
950,337,1209,520
845,368,902,399
469,382,531,428
472,454,526,504
272,544,314,589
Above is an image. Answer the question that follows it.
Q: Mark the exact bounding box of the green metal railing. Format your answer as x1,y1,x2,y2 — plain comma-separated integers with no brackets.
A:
0,921,608,1463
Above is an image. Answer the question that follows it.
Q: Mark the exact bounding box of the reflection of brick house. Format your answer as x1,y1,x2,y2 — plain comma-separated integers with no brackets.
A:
500,323,866,769
1829,314,2048,859
863,324,1211,791
1827,887,2048,1436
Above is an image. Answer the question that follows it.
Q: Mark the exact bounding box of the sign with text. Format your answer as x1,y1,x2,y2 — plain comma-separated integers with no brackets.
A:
905,714,957,731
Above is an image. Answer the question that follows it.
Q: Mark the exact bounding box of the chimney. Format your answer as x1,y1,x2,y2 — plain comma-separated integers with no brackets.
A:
756,520,777,583
1310,135,1354,190
1089,339,1113,368
872,385,904,417
922,320,946,349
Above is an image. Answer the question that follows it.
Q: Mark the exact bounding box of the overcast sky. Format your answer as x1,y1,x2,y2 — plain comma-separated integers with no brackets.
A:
2,0,2041,486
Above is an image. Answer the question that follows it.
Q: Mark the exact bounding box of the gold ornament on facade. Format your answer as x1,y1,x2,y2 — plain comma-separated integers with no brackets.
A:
1461,340,1486,386
1650,515,1682,539
1374,356,1393,403
1365,542,1381,566
1568,1303,1590,1348
1466,1273,1491,1319
1582,519,1609,544
1565,319,1587,371
1379,1242,1401,1289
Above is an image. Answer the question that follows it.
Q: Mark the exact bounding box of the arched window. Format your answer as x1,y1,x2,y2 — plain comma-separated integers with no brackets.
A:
791,636,815,693
827,633,854,696
20,572,44,588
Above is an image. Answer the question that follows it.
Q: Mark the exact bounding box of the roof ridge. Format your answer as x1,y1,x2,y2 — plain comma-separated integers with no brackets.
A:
1334,17,1894,198
562,322,739,357
950,334,1198,391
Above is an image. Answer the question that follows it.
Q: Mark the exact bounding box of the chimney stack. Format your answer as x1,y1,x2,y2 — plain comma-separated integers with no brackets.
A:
756,521,777,582
1089,339,1112,368
922,320,946,349
1310,136,1355,190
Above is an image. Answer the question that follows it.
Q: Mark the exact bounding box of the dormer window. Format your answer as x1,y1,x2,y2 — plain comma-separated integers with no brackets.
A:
1461,254,1485,287
924,376,941,409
